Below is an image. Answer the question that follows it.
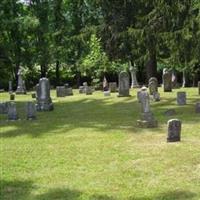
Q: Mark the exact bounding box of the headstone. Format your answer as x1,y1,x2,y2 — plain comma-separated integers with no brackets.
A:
79,86,85,94
195,102,200,113
148,77,158,95
56,86,66,97
163,69,172,92
16,68,26,94
109,82,117,93
103,77,109,91
129,62,139,88
198,81,200,95
85,86,93,95
137,87,157,128
26,102,36,120
118,71,130,97
177,92,186,105
137,90,142,103
104,91,111,96
7,102,18,120
36,78,54,111
64,83,69,88
10,93,15,101
152,92,160,102
65,87,73,96
167,119,181,142
0,102,9,114
31,93,36,98
8,81,13,93
164,109,176,116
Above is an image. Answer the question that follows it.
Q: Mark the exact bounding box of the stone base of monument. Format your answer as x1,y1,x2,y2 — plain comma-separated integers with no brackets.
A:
137,112,158,128
36,102,54,111
16,87,26,94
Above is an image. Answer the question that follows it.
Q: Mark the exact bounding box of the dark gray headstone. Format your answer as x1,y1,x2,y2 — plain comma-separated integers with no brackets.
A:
31,93,36,98
10,93,15,101
8,102,18,120
79,86,85,94
36,78,53,111
195,102,200,113
9,81,13,93
56,86,66,97
167,119,181,142
0,102,9,114
85,86,93,95
118,71,130,97
26,102,36,120
177,92,186,105
66,87,73,96
163,69,172,92
148,77,158,95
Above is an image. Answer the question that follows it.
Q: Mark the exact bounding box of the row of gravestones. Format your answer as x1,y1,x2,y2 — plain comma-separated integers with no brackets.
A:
0,101,36,120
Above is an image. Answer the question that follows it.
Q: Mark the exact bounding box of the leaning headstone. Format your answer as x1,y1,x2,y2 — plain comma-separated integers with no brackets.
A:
26,102,36,120
137,87,157,128
167,119,181,142
16,68,26,94
198,81,200,95
148,77,158,95
10,93,15,101
0,102,9,114
163,69,172,92
8,81,13,93
118,71,130,97
109,82,117,93
129,62,139,88
195,102,200,113
7,102,18,120
177,92,186,105
36,78,54,111
56,86,66,97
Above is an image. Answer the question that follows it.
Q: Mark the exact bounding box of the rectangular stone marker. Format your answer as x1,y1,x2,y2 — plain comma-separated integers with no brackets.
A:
8,102,18,120
177,92,186,105
167,119,181,142
9,81,13,93
0,102,9,114
109,82,117,93
195,102,200,113
163,69,172,92
32,93,36,98
118,71,130,97
10,93,15,101
56,86,66,97
79,86,85,94
26,102,36,120
85,86,93,95
66,88,73,96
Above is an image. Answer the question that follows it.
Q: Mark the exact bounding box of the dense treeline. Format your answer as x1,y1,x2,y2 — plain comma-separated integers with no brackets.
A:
0,0,200,89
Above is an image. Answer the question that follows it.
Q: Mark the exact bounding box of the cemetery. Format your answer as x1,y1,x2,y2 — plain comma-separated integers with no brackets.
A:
0,1,200,200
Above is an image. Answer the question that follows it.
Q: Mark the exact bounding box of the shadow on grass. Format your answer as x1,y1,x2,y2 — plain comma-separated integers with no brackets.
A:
0,94,200,138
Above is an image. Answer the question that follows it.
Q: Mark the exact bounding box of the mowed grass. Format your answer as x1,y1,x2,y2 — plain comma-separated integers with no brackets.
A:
0,88,200,200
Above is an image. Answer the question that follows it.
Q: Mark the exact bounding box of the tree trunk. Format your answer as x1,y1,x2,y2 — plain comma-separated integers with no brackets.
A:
41,63,47,78
145,52,157,83
56,60,60,85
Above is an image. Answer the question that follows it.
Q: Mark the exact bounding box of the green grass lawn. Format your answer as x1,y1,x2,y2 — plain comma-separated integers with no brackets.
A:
0,88,200,200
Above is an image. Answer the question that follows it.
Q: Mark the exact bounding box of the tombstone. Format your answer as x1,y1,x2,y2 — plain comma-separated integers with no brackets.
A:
31,93,36,98
0,102,9,114
8,81,13,93
10,93,15,101
66,87,73,96
104,91,111,96
36,78,54,111
85,86,93,95
177,92,186,105
148,77,158,95
195,102,200,113
26,102,36,120
118,71,130,97
137,87,157,128
64,83,69,88
198,81,200,95
129,62,139,88
163,69,172,92
137,90,142,103
7,102,18,120
16,68,26,94
109,82,117,93
103,77,109,91
79,86,85,94
167,119,181,142
56,86,66,97
164,109,176,116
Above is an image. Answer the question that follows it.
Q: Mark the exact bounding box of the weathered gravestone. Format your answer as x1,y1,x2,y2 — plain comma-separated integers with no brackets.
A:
177,92,186,105
129,62,139,88
7,102,18,120
137,90,142,103
85,86,93,95
36,78,53,111
137,87,157,128
79,86,85,94
198,81,200,95
118,71,130,97
31,93,36,99
10,93,15,101
16,68,26,94
148,77,160,101
64,84,73,96
195,102,200,113
56,86,66,97
26,102,36,120
163,69,172,92
167,119,181,142
109,82,117,93
8,81,13,93
0,102,9,114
